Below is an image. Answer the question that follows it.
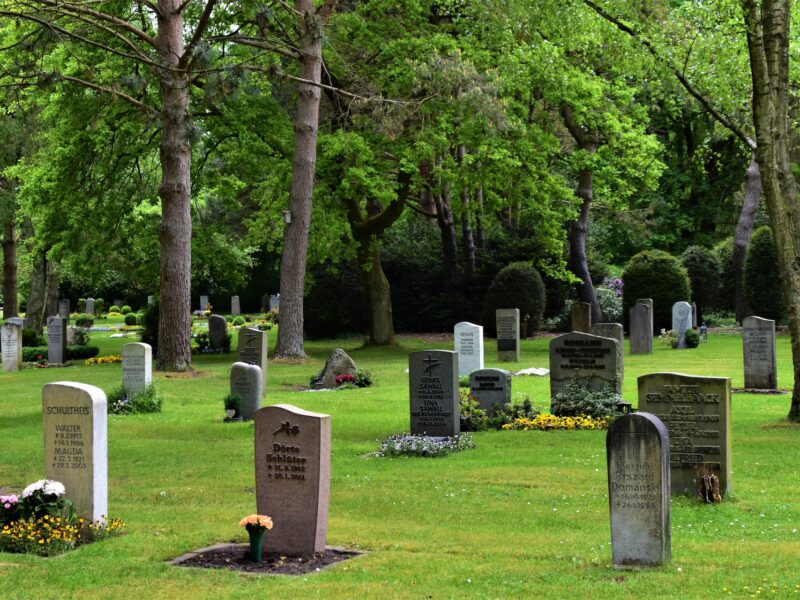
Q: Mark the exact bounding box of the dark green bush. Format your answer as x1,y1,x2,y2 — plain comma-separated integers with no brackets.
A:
745,226,783,321
486,397,540,430
139,300,159,355
124,313,138,326
232,316,246,327
22,347,48,362
713,237,735,311
551,376,621,418
66,345,99,360
120,305,132,314
481,262,546,336
622,250,691,332
680,245,720,323
108,305,121,314
74,313,94,328
22,328,44,347
684,329,700,348
459,392,489,432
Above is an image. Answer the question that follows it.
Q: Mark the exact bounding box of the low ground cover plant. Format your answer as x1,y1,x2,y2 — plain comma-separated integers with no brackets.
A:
374,433,475,457
107,385,163,415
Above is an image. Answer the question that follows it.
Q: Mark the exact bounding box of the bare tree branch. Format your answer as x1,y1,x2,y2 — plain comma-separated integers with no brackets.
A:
58,73,158,115
180,0,218,69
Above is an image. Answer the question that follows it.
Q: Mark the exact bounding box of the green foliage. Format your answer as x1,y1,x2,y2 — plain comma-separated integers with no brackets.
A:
745,226,783,321
703,309,737,328
22,347,48,362
481,262,546,336
713,237,736,311
71,328,90,347
685,329,701,348
622,250,691,331
124,313,138,326
107,385,163,415
139,300,159,355
354,369,373,388
486,397,541,430
232,316,246,327
374,434,476,458
74,314,95,328
66,345,100,360
551,376,621,419
681,245,720,316
108,305,120,314
459,392,489,432
120,305,132,314
21,328,44,347
223,393,242,414
595,287,622,323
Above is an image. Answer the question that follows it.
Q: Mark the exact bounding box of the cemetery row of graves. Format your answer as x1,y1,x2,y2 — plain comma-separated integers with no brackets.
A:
1,296,798,597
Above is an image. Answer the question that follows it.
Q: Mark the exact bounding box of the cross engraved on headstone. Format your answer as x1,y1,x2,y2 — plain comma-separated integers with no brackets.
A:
424,354,442,375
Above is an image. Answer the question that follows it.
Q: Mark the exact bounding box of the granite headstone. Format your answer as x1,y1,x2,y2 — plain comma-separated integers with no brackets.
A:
58,299,70,320
85,298,95,315
468,368,511,415
208,314,227,351
47,316,67,365
231,362,262,420
269,294,280,311
200,295,209,311
454,321,484,376
742,316,777,390
496,308,520,362
122,343,152,394
591,323,624,386
571,302,592,333
549,331,621,402
238,327,268,397
629,299,653,355
409,350,460,436
231,295,241,317
1,322,22,372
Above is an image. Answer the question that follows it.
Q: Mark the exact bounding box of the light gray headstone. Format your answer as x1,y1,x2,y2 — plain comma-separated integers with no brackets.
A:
200,295,209,311
147,295,154,306
571,302,592,333
629,299,653,354
2,322,23,372
409,350,460,436
592,323,624,386
66,326,77,345
671,302,692,348
122,343,152,394
231,295,241,316
549,331,620,402
638,372,732,497
255,404,330,555
47,316,67,365
742,316,777,389
496,308,520,362
238,327,268,397
7,317,27,329
269,294,280,310
43,381,107,524
208,314,227,351
607,412,671,569
113,299,123,309
469,368,511,415
231,362,262,420
85,298,95,316
58,299,70,320
454,321,484,376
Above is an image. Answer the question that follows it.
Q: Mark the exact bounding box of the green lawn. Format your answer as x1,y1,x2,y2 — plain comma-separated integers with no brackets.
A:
2,328,800,599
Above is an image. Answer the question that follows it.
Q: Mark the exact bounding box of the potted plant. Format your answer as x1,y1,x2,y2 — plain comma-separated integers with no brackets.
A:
223,393,243,422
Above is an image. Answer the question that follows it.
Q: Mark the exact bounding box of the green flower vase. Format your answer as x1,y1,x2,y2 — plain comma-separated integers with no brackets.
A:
247,526,265,562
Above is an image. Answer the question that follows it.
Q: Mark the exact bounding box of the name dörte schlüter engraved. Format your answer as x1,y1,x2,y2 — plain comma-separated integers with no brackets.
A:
265,443,307,481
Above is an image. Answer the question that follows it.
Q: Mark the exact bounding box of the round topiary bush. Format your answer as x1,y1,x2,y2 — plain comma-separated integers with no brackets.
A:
713,237,735,311
108,305,121,314
745,226,783,321
680,245,720,323
139,300,159,354
121,305,132,314
232,316,246,327
481,262,546,336
124,313,138,326
622,250,691,332
74,313,95,328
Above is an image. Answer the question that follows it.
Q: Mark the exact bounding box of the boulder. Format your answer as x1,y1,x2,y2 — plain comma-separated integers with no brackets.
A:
315,348,357,389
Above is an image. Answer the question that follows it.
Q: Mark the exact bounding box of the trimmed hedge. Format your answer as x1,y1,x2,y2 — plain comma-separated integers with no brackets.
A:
19,345,100,362
713,237,735,311
622,250,691,332
745,226,783,321
680,245,720,322
481,262,546,336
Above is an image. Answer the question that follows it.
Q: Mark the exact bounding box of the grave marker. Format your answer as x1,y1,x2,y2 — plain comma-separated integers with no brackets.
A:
2,322,22,372
122,343,152,394
591,323,624,386
409,350,459,436
231,362,262,420
468,368,511,414
238,327,268,397
208,314,227,351
58,299,70,320
255,404,331,555
454,321,484,376
742,316,777,390
495,308,520,362
571,302,592,333
200,295,209,311
629,299,653,354
85,298,95,315
147,295,154,306
231,295,241,316
47,316,67,365
269,294,280,311
7,316,27,328
549,331,620,402
671,302,692,348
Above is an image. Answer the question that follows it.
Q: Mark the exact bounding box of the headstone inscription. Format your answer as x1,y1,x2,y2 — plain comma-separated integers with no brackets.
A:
549,332,620,402
1,322,22,372
454,321,484,376
255,404,331,555
43,381,107,524
672,302,693,348
47,316,67,365
208,314,227,351
238,327,268,397
742,316,777,390
607,412,671,569
200,295,209,311
637,373,732,496
231,362,262,420
409,350,460,436
629,299,653,354
58,299,70,320
468,368,511,414
85,298,96,315
231,295,241,317
591,323,624,386
496,308,520,362
571,302,592,333
122,343,152,394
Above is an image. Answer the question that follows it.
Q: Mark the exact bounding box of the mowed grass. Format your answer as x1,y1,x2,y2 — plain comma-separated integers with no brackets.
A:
2,328,800,599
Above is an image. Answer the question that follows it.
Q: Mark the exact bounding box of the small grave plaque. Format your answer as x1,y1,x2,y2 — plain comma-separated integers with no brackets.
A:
638,373,732,496
571,302,592,333
47,316,67,365
672,302,692,348
549,331,620,402
238,327,268,397
122,343,152,394
495,308,520,362
231,295,241,316
255,404,331,555
630,299,653,354
454,321,484,376
409,350,459,436
2,322,22,372
469,368,511,414
607,412,670,569
742,316,777,390
208,314,227,351
231,362,262,420
43,382,107,524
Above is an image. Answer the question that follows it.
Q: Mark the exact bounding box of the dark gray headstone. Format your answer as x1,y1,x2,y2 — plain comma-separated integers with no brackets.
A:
591,323,624,386
468,368,511,414
58,299,70,320
638,372,732,497
496,308,520,362
2,322,22,372
47,316,67,365
629,299,653,354
671,302,692,348
231,295,241,316
571,302,592,333
607,412,671,569
549,331,620,402
409,350,459,436
208,315,227,351
742,316,777,390
231,362,262,420
238,327,268,397
454,321,484,376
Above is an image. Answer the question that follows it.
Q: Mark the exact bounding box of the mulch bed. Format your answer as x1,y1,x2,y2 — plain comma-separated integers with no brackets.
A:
732,388,788,395
172,543,362,576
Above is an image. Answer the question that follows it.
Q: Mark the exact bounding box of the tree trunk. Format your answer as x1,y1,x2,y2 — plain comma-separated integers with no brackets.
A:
475,185,485,250
2,215,18,319
357,238,394,345
274,0,326,358
734,154,760,322
26,253,50,334
742,0,800,420
155,0,193,372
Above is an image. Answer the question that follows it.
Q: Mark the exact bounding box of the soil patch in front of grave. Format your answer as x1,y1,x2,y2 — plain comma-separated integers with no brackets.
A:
172,543,362,575
732,388,788,394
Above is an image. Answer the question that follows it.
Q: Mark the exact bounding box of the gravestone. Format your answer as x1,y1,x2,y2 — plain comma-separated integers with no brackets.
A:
691,302,698,329
200,295,209,312
43,382,107,524
671,302,692,348
571,302,592,333
58,299,70,320
238,327,268,397
1,322,22,372
66,326,77,345
85,298,95,316
7,317,27,328
469,368,511,414
454,321,484,376
231,362,262,420
496,308,520,362
122,343,152,394
638,373,732,496
255,404,331,555
208,314,227,351
591,323,624,386
607,412,671,569
629,299,653,354
231,295,241,317
409,350,460,436
147,295,154,306
113,299,123,309
47,316,67,365
269,294,280,311
549,332,620,402
742,316,777,390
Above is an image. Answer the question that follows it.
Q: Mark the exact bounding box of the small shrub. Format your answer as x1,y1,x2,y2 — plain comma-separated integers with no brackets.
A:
108,305,121,314
120,305,132,314
486,397,540,430
124,313,138,326
703,310,736,328
551,376,621,418
595,287,622,323
72,328,90,347
21,328,44,347
225,315,233,323
660,328,678,348
684,329,700,348
459,392,489,432
223,393,242,416
22,347,48,362
66,345,100,360
74,313,94,328
107,385,163,415
681,245,720,323
139,300,159,354
354,369,373,388
232,316,246,327
745,226,783,321
481,262,546,336
77,298,86,312
94,299,105,314
622,250,691,332
374,433,475,458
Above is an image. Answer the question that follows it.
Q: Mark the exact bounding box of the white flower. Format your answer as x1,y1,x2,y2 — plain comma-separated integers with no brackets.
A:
22,479,65,498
